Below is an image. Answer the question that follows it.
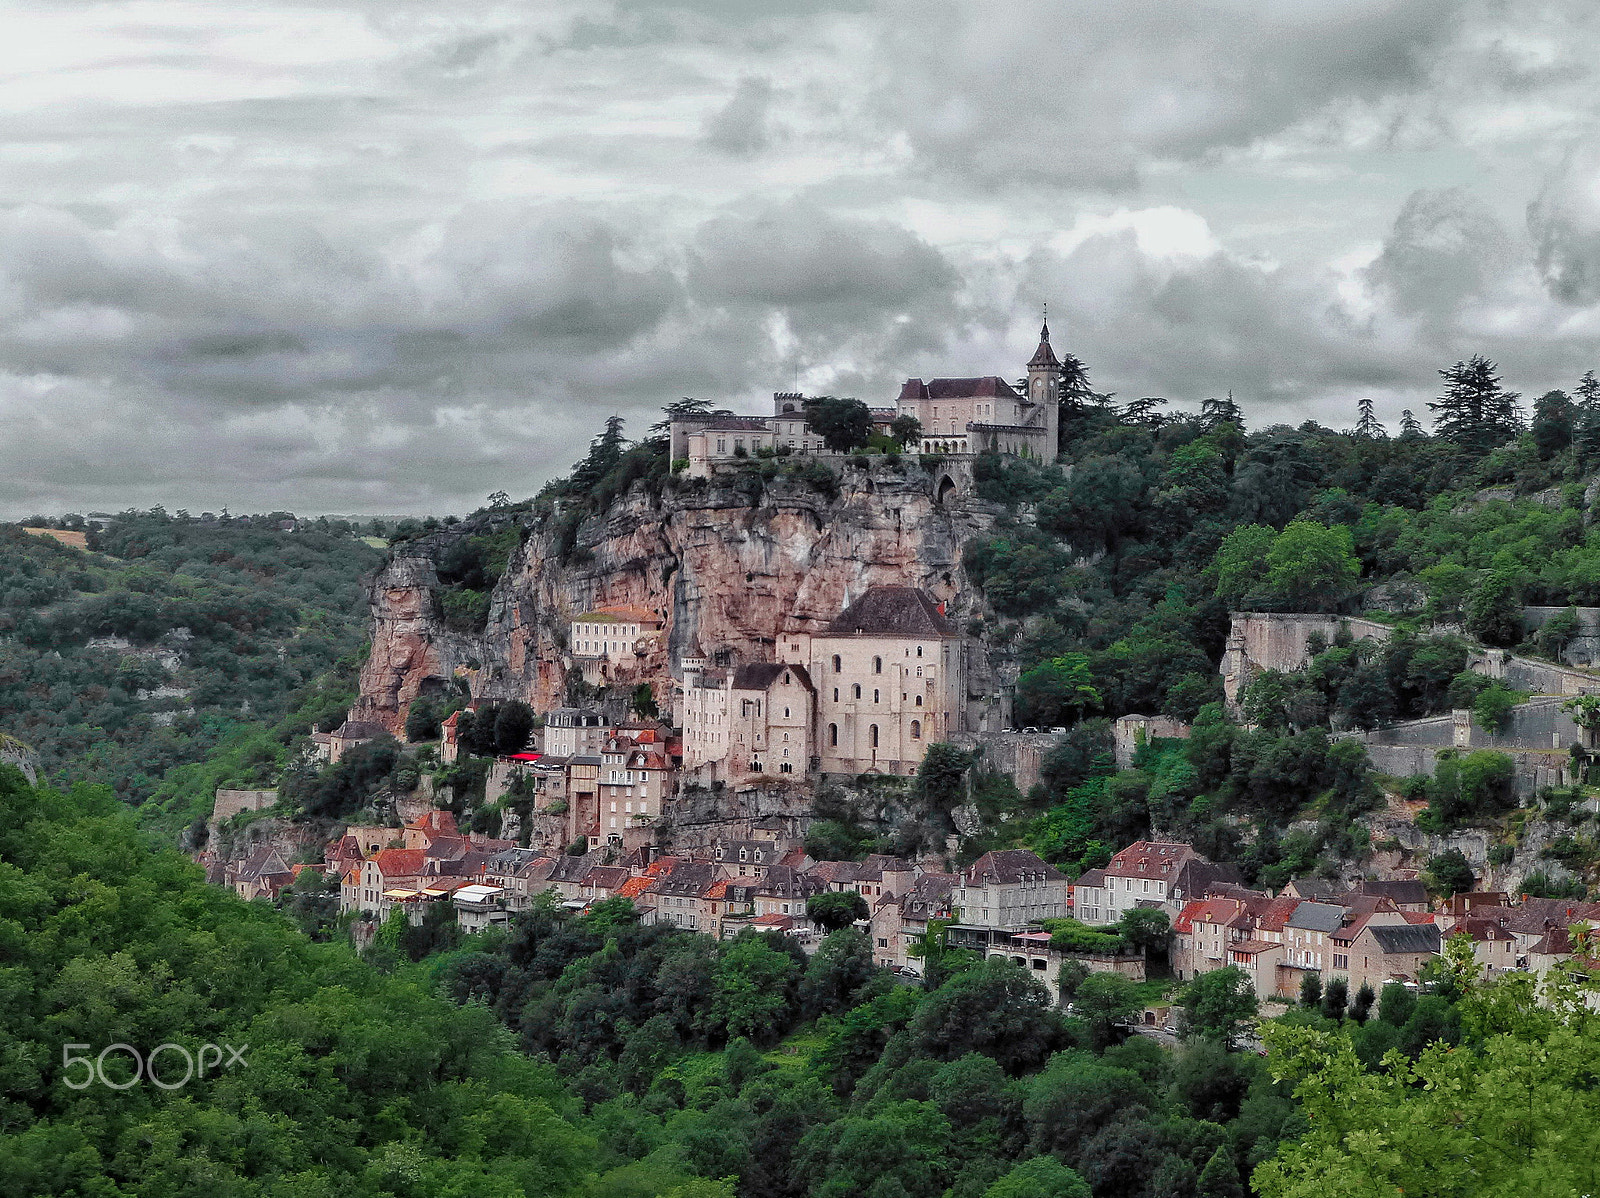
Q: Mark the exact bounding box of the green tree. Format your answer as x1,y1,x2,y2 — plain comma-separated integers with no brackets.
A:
1263,521,1361,611
1071,970,1141,1049
1254,970,1600,1197
631,682,659,720
890,413,923,447
1197,1145,1246,1198
493,700,535,754
916,742,975,811
1465,565,1524,647
910,959,1062,1073
1531,388,1575,458
712,935,799,1041
405,697,441,742
807,889,869,932
1429,355,1522,455
1015,653,1102,726
1211,524,1276,607
803,396,874,453
1425,848,1476,896
1320,976,1348,1022
1117,906,1172,957
1298,972,1322,1010
983,1156,1091,1198
1471,682,1518,731
1179,965,1258,1044
1349,982,1375,1025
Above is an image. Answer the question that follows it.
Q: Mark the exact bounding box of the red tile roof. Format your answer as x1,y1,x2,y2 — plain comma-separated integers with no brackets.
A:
371,848,426,877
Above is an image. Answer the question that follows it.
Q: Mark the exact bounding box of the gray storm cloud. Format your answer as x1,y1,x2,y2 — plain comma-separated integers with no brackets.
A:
2,0,1600,517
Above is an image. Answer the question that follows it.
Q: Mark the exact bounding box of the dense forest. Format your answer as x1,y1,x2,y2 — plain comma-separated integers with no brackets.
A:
0,512,384,820
2,766,1591,1198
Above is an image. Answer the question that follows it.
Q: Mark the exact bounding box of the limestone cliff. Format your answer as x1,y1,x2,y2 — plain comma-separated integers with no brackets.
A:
353,461,1004,734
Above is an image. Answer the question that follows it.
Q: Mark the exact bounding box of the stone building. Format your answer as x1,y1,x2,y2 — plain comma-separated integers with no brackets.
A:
952,849,1072,928
895,321,1061,459
780,586,965,776
569,606,664,688
683,663,816,783
543,708,606,757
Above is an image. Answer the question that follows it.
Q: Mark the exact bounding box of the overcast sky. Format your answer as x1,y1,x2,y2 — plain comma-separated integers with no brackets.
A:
7,0,1600,518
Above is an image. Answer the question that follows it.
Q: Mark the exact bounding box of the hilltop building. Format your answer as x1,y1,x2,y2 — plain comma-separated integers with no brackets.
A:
668,323,1064,477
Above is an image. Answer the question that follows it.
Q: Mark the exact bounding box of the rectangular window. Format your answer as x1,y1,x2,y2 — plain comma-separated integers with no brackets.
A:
1333,954,1348,969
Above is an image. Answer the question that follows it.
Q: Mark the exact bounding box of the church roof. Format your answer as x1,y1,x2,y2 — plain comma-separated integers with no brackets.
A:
825,587,956,638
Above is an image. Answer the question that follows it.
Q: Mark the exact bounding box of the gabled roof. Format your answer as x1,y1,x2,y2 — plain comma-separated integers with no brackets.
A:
615,875,654,899
1366,923,1442,955
1347,879,1429,906
1286,902,1346,934
370,848,426,877
825,587,956,638
1105,841,1201,881
731,662,816,692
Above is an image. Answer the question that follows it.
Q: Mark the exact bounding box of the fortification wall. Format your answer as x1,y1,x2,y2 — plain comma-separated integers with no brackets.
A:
1221,613,1395,708
1111,714,1192,768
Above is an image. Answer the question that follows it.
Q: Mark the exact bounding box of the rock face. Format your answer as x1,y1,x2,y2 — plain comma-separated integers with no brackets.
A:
353,461,1002,735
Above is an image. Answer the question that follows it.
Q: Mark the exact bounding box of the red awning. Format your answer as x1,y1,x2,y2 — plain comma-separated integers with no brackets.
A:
509,753,542,762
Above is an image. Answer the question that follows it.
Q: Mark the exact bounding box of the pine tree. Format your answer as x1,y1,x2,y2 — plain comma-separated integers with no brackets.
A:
1575,371,1600,458
1121,396,1168,426
1196,1145,1245,1198
1399,409,1426,440
1201,391,1244,431
1354,395,1386,439
1429,355,1522,455
570,414,628,491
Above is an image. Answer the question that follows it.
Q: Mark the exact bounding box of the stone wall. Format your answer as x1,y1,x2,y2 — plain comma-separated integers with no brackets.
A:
1220,613,1395,708
1523,606,1600,668
1353,696,1585,794
1111,715,1191,769
952,729,1064,794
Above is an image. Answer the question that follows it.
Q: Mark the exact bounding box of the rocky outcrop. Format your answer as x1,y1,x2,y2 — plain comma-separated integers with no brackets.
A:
354,461,1000,736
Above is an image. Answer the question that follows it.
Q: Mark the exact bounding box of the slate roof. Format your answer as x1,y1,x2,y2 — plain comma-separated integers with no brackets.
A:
898,376,1024,401
1347,879,1429,907
1027,321,1060,368
963,849,1066,886
1286,901,1346,934
1104,840,1200,880
1076,868,1106,887
731,662,815,692
1367,924,1442,955
826,587,956,638
334,720,387,741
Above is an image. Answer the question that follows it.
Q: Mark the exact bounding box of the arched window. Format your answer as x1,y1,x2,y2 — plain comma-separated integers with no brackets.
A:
832,655,842,673
911,720,921,739
915,695,923,707
917,645,923,658
852,684,861,699
869,724,879,748
873,689,880,703
872,656,882,674
829,723,838,747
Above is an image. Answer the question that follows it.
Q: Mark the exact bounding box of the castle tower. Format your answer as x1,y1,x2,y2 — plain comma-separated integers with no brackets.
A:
1027,315,1061,460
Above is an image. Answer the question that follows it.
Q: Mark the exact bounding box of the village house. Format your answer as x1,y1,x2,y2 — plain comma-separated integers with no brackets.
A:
831,854,916,902
953,849,1072,928
645,861,722,933
310,718,387,764
582,733,674,844
668,392,898,480
1173,896,1260,981
483,847,558,910
343,847,427,918
1074,841,1240,928
543,708,607,758
1281,901,1346,983
1338,922,1443,994
233,845,294,902
1446,916,1519,979
870,872,956,969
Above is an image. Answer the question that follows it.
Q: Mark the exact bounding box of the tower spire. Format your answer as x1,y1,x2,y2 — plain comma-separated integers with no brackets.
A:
1028,304,1059,369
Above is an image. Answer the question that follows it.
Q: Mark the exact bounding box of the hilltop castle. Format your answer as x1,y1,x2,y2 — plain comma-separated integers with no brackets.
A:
669,321,1064,477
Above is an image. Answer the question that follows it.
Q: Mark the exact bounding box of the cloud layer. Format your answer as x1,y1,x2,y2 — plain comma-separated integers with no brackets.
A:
6,0,1600,516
